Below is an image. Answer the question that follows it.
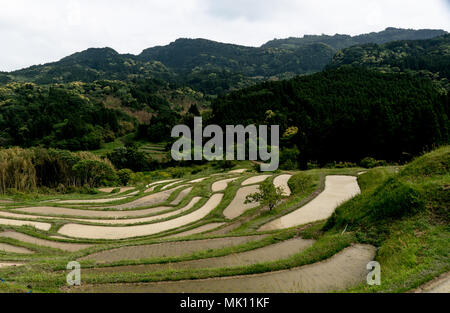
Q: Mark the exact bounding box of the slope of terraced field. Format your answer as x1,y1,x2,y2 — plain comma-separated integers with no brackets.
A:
1,154,446,294
75,244,376,293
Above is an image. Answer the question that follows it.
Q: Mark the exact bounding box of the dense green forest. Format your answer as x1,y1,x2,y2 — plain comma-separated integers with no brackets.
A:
262,27,446,50
0,79,200,150
0,28,449,171
211,67,449,167
328,34,450,90
2,28,446,94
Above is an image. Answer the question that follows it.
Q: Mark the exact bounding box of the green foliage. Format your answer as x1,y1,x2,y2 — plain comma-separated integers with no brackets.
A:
214,160,237,170
245,180,284,210
288,172,313,194
328,34,450,90
137,108,180,142
357,167,393,193
325,161,358,168
6,28,444,94
325,177,425,232
324,146,450,237
212,67,449,166
9,48,174,84
400,146,450,178
72,159,117,188
263,27,446,50
360,157,388,169
279,147,300,170
116,169,133,186
168,167,187,178
326,146,450,292
0,147,116,193
0,83,130,150
107,143,158,172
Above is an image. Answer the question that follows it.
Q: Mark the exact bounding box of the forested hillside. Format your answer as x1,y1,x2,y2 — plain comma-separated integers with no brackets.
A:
262,27,446,50
327,34,450,90
211,67,449,167
1,28,449,165
3,28,446,95
9,48,175,85
0,79,203,150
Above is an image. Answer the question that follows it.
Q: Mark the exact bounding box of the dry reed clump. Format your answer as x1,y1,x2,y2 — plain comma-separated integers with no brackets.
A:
0,147,36,194
0,147,116,194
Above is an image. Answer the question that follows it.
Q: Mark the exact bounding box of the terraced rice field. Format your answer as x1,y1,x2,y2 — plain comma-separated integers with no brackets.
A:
0,168,382,293
84,237,314,273
260,176,361,231
76,245,376,293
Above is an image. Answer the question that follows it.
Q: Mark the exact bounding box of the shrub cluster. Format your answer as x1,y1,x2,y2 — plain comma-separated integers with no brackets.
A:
0,147,118,194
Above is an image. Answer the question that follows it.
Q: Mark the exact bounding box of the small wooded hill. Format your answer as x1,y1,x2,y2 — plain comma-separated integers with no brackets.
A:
211,67,450,166
3,28,447,94
263,27,446,50
139,38,336,76
9,48,175,86
0,79,198,150
327,34,450,89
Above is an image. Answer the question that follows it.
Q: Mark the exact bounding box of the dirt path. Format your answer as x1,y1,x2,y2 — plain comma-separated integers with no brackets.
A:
58,194,224,239
0,243,34,254
211,178,239,192
166,223,226,239
260,176,360,231
0,218,51,231
80,235,266,263
0,231,92,252
74,244,376,293
13,206,173,218
273,175,292,196
242,175,271,186
223,186,260,220
85,237,314,274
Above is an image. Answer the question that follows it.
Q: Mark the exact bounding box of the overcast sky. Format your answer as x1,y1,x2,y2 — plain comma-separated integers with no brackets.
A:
1,0,449,71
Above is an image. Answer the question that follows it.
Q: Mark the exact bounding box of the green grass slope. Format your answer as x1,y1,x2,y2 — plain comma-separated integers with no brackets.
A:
325,146,450,292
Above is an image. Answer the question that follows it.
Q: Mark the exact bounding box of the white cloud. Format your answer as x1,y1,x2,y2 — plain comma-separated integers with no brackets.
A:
0,0,449,71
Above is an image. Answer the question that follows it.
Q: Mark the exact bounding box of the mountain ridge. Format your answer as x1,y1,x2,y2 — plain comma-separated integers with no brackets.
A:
2,27,448,94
